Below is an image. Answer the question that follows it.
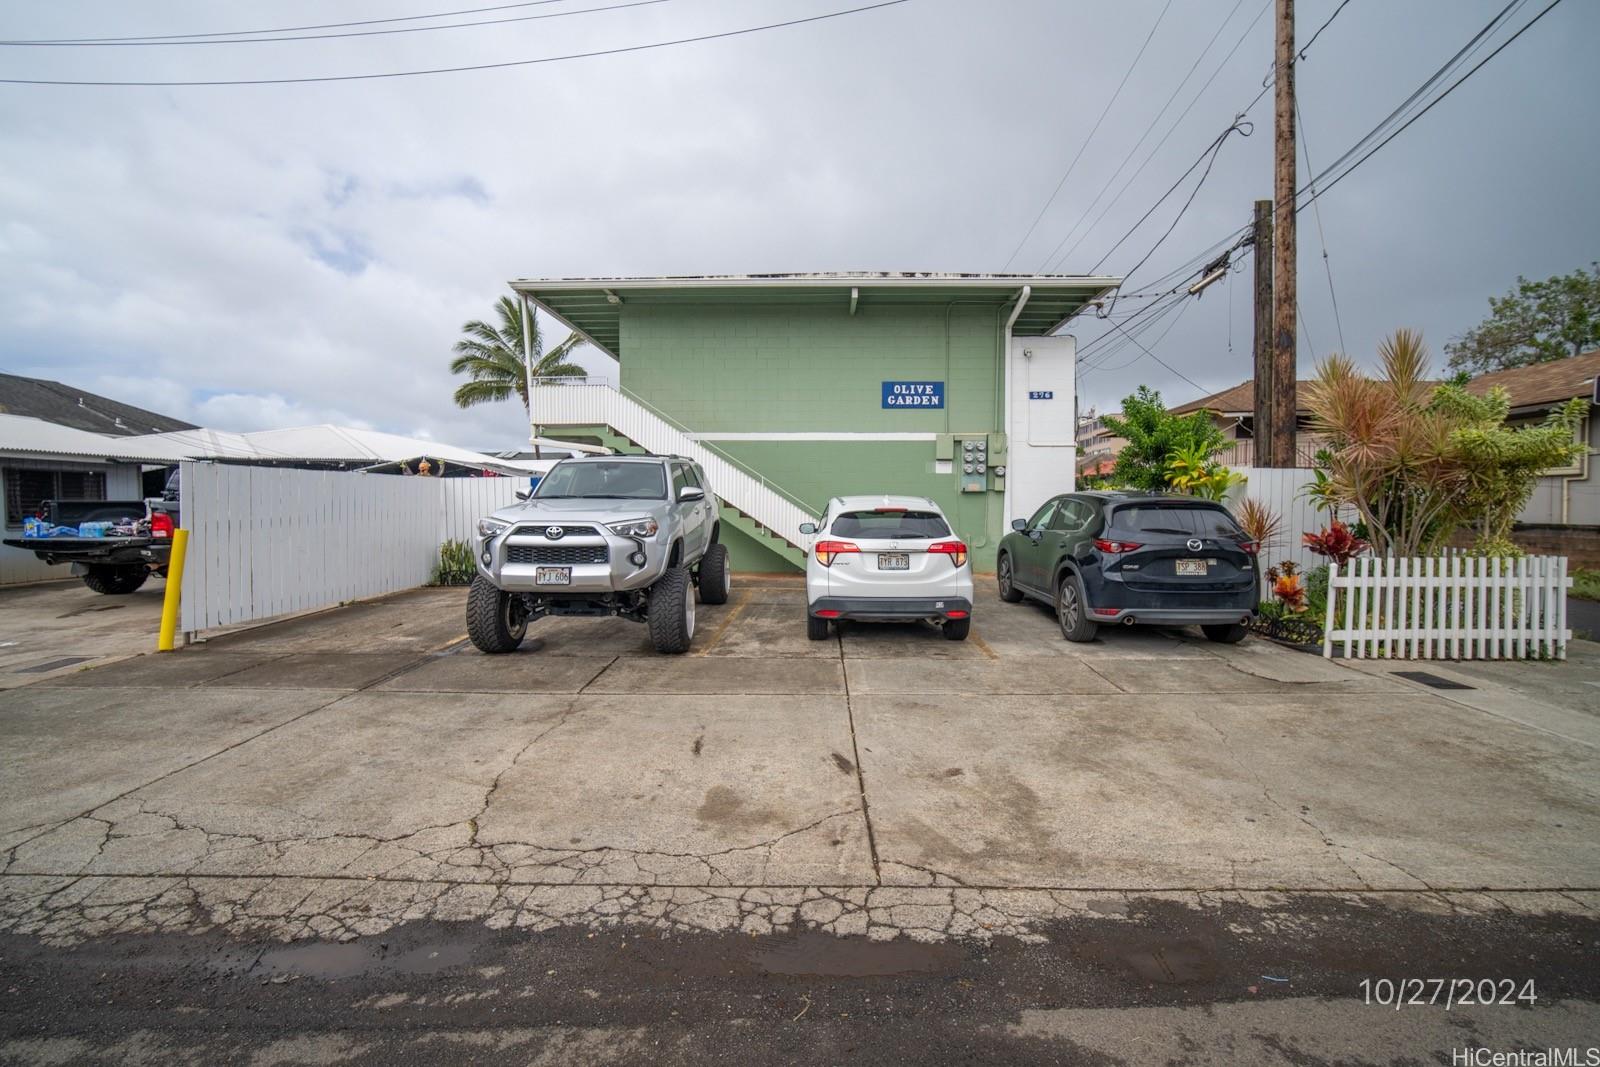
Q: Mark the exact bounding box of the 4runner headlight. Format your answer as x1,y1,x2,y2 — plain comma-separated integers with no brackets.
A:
606,518,659,538
477,517,510,539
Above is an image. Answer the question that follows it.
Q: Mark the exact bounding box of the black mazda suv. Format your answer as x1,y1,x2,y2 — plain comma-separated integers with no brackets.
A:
996,491,1260,644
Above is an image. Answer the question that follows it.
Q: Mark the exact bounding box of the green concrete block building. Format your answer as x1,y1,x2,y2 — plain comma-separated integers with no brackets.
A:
512,273,1119,572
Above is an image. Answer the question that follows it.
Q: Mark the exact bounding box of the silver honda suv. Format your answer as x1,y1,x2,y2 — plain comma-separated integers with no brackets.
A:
466,454,730,654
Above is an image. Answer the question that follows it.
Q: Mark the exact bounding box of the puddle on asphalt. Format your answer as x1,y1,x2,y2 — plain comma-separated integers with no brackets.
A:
751,932,963,977
223,939,473,980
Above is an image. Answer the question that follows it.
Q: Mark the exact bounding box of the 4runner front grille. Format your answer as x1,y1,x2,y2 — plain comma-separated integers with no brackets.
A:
512,525,600,538
507,544,610,566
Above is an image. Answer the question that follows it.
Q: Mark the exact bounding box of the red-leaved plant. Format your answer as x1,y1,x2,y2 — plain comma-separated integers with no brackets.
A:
1303,520,1370,567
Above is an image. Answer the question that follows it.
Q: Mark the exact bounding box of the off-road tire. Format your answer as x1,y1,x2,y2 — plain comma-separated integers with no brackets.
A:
1202,622,1251,644
942,617,971,641
996,552,1024,603
81,566,148,595
648,566,695,654
696,543,731,605
466,575,527,654
1056,571,1099,643
806,615,831,641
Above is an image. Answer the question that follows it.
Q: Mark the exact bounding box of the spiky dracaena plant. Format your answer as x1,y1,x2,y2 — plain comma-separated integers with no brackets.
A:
1305,330,1465,557
1306,328,1587,557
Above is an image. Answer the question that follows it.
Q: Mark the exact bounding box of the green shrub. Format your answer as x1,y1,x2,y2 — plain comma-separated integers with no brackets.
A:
1573,569,1600,602
433,539,476,586
1304,564,1330,620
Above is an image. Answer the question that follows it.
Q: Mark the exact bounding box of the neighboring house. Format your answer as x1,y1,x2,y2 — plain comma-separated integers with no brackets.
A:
0,373,197,436
0,414,182,585
1168,380,1325,468
1465,349,1599,529
513,272,1121,571
1,409,554,585
1075,411,1125,478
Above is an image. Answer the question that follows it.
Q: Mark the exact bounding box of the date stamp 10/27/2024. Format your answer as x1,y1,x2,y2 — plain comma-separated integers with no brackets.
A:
1360,977,1537,1010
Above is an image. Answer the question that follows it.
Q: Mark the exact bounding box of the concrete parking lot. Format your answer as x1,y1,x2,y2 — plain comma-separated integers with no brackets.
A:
2,577,1598,1063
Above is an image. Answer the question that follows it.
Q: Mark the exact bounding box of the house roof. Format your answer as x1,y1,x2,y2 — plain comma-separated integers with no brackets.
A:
508,272,1122,360
0,414,548,475
1463,349,1600,411
0,373,197,436
118,424,550,474
1168,380,1318,417
0,414,189,463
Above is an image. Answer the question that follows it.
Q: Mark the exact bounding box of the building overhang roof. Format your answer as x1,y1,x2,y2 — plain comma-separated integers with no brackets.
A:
508,272,1122,360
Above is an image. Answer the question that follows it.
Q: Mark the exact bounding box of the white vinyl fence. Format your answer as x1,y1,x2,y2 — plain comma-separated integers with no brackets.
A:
1230,466,1325,571
1322,555,1572,661
179,461,523,634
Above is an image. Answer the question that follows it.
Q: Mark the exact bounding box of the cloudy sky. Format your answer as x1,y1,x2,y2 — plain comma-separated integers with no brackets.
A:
2,0,1596,445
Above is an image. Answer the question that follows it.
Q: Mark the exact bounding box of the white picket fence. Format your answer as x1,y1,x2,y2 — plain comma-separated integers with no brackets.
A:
1322,554,1572,661
179,461,523,634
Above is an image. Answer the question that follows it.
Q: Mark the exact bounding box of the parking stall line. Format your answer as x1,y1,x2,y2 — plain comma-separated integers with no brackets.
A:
694,587,752,657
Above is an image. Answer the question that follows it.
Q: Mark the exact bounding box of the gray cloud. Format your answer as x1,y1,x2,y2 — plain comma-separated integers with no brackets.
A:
2,0,1596,444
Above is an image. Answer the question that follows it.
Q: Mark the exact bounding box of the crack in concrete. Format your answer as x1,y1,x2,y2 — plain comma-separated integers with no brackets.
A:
836,629,881,885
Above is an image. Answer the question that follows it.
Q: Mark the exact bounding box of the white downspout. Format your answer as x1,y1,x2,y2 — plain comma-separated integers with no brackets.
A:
520,293,537,451
1001,285,1031,526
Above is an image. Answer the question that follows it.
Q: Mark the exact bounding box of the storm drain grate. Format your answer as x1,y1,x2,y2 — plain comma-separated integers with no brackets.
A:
1392,670,1475,690
13,657,92,674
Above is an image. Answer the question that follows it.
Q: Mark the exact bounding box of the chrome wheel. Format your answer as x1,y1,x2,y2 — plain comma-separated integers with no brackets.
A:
684,582,696,638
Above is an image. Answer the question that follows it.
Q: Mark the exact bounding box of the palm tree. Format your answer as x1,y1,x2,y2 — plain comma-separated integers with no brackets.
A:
449,295,586,413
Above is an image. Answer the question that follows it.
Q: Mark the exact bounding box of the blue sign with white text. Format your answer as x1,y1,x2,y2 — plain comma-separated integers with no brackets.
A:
1029,390,1055,400
882,381,944,409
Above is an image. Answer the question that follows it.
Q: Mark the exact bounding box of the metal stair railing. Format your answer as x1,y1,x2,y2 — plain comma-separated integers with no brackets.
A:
529,377,816,551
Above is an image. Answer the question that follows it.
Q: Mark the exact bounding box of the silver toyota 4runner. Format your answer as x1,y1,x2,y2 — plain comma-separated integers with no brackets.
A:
466,454,730,655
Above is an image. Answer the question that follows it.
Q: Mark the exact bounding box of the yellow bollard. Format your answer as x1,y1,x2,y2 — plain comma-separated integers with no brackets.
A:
157,528,189,652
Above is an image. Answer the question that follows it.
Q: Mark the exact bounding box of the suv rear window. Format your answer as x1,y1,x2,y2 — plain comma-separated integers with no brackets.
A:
1113,504,1242,537
830,509,951,539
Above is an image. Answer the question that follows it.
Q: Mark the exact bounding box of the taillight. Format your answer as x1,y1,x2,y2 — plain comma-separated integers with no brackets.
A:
812,540,860,566
150,512,175,538
1093,538,1142,554
927,540,968,567
1238,540,1260,555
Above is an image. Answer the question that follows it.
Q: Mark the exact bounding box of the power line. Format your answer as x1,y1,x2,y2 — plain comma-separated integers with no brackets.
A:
1295,0,1352,62
0,0,675,47
1296,96,1346,355
0,0,911,86
1298,0,1564,212
1040,0,1270,274
2,0,593,44
1000,0,1174,270
1296,0,1527,198
1090,108,1257,286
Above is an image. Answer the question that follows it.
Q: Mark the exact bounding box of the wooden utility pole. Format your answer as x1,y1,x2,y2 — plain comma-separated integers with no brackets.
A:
1270,0,1298,467
1251,199,1275,467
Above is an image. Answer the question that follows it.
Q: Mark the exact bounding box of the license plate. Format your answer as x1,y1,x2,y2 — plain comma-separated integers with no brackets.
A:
878,553,910,571
535,567,571,586
1176,559,1207,576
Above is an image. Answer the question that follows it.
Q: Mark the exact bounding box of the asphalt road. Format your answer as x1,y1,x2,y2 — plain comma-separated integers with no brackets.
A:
3,896,1598,1065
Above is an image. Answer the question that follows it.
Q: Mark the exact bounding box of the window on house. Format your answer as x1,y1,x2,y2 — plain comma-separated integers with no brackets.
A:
4,468,108,527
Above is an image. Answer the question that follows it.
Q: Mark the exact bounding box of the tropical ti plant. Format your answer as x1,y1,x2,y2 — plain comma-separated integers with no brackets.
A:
1101,385,1230,491
1302,519,1370,567
449,295,587,413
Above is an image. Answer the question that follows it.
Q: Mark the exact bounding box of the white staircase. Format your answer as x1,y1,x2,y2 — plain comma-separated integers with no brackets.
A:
529,380,814,559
